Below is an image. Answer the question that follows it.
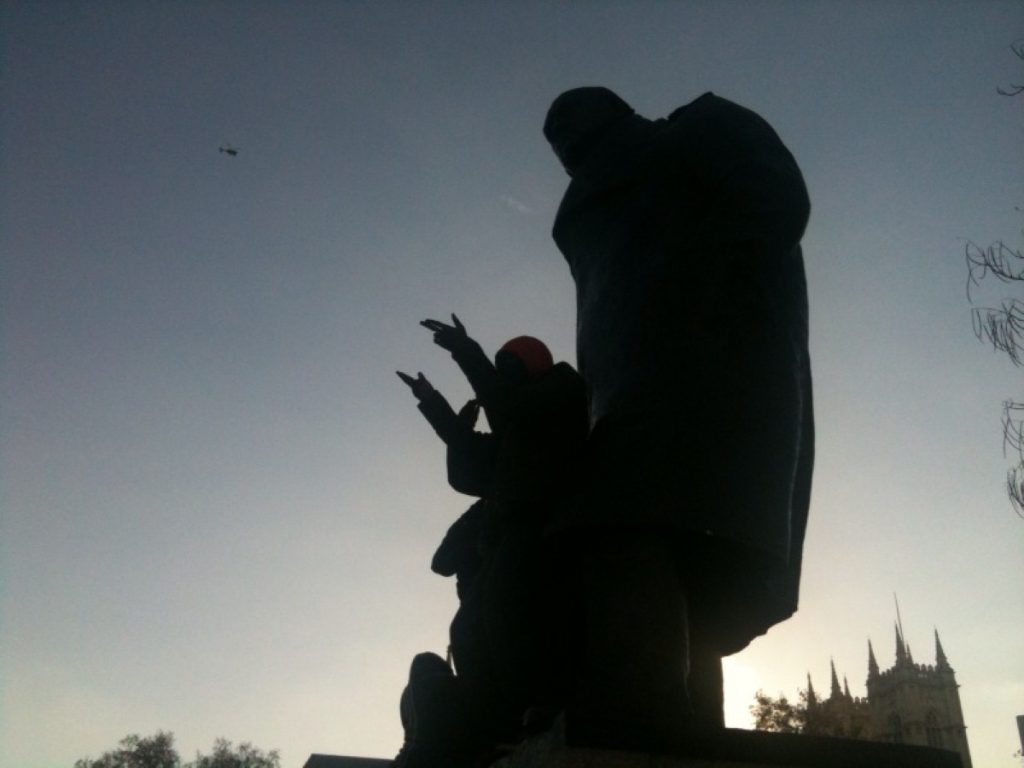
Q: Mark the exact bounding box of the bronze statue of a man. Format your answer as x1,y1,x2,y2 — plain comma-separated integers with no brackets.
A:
544,87,814,747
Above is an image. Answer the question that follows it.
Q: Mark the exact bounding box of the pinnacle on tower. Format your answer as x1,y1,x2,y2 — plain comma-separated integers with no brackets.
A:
830,658,842,698
843,674,851,699
868,639,880,678
806,673,817,706
935,627,950,669
895,621,907,664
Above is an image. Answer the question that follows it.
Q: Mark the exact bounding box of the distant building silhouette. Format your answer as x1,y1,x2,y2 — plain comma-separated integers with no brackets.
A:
804,659,872,739
806,624,971,768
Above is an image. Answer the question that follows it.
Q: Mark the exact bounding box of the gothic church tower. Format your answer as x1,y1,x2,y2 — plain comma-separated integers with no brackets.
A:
866,626,972,768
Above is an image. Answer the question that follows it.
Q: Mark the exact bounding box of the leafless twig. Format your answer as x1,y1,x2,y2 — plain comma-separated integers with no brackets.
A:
996,39,1024,96
1003,402,1024,519
971,299,1024,367
965,239,1024,302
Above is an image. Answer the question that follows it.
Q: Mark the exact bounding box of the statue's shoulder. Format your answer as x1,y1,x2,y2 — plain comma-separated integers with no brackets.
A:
664,92,793,165
665,90,718,122
666,92,763,128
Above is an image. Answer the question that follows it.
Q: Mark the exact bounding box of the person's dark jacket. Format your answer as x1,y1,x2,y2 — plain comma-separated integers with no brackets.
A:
417,389,495,498
418,338,588,512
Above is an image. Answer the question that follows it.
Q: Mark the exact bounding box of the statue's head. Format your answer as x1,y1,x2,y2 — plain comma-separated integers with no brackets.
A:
495,336,553,384
544,87,634,176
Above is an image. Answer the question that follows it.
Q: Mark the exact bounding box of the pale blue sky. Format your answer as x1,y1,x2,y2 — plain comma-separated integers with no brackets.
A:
2,2,1022,767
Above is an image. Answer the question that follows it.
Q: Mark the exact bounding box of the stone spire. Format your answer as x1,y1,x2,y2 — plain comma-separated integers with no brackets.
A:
893,593,912,665
895,622,908,665
830,658,842,698
843,675,851,699
935,628,950,670
806,673,817,706
868,639,880,678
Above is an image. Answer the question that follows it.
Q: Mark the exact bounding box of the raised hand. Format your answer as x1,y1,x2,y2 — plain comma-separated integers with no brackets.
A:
457,399,480,428
396,370,436,402
420,313,471,353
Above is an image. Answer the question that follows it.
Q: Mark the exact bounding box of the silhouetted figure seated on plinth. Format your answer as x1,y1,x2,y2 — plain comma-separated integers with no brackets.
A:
396,315,588,765
542,86,814,750
392,652,479,768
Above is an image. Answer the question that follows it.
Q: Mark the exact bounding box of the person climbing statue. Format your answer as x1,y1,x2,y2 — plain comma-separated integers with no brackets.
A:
396,314,588,754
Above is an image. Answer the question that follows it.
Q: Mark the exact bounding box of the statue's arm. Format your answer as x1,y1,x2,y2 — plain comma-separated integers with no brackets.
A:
450,343,511,433
719,136,810,251
422,314,510,432
415,390,496,496
675,96,810,251
415,387,464,444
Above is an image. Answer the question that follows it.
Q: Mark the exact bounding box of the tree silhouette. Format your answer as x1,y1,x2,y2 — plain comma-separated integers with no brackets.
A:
186,739,279,768
752,688,874,739
965,39,1024,518
74,733,179,768
751,690,806,733
74,733,280,768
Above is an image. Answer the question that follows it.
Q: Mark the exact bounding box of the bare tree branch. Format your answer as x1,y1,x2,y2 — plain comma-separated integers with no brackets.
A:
964,37,1023,519
965,239,1024,302
971,299,1024,367
1007,465,1024,518
1003,402,1024,519
996,39,1024,96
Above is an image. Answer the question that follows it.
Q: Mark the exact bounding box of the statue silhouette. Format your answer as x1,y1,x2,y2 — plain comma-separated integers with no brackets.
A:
543,87,813,747
391,84,813,761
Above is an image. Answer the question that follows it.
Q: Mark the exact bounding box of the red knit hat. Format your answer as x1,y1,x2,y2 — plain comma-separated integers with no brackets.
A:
498,336,554,376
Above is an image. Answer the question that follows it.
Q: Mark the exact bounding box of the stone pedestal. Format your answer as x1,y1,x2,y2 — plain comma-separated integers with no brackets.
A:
492,718,962,768
304,720,962,768
303,755,389,768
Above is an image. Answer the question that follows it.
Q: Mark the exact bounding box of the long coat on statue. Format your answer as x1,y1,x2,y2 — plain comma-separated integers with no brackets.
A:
545,88,814,654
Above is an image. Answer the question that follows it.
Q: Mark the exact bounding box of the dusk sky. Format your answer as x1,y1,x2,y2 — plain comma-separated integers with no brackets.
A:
2,2,1022,767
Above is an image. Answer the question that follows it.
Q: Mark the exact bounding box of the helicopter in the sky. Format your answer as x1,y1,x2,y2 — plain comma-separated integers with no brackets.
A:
218,145,239,157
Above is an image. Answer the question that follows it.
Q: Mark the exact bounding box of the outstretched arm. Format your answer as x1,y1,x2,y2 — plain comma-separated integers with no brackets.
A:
397,371,495,495
397,370,462,444
421,314,510,431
